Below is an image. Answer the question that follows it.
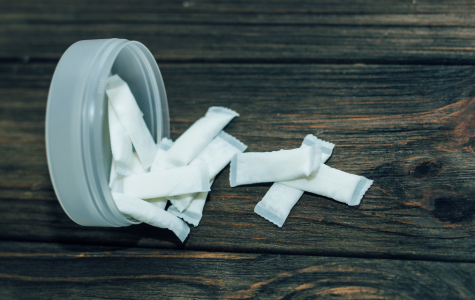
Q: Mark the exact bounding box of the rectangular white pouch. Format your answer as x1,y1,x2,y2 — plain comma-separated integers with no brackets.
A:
145,197,168,210
192,131,247,179
131,152,149,174
169,131,247,212
302,134,335,163
138,138,174,210
122,163,210,199
280,164,373,206
254,135,335,226
109,152,150,192
108,101,134,176
109,159,124,193
150,137,174,171
168,179,215,227
112,192,189,242
151,106,239,171
229,143,321,187
106,75,157,169
254,183,304,227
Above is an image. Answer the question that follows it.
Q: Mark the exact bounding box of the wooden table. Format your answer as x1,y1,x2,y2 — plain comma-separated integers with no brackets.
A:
1,1,475,298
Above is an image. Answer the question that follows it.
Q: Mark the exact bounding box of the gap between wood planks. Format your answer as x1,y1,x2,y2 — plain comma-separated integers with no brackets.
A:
4,57,475,66
1,237,474,264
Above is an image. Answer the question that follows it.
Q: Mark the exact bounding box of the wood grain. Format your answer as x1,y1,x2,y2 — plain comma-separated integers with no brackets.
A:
0,241,474,300
2,1,475,63
1,62,475,260
2,1,475,298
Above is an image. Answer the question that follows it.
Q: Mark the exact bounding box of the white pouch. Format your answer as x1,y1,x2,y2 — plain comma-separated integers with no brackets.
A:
131,152,149,174
106,75,157,169
111,192,189,242
122,163,210,199
109,159,124,193
229,143,321,187
159,137,174,149
280,164,373,206
169,131,247,212
302,134,335,163
150,137,174,171
145,197,168,210
192,131,247,178
254,183,304,227
168,179,215,227
254,135,335,227
108,101,134,175
152,106,239,171
109,153,149,192
139,138,174,209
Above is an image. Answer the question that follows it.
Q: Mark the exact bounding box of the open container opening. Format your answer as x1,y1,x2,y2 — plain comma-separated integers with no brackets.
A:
46,39,169,227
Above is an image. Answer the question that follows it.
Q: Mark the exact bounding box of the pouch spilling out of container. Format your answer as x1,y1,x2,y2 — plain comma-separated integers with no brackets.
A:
151,107,239,171
169,131,247,212
123,163,211,199
112,192,190,242
144,137,175,210
168,179,215,227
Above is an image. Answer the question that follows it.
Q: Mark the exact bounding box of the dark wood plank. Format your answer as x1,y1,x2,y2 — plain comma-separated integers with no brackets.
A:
1,241,474,300
5,0,475,14
2,1,475,63
1,62,475,260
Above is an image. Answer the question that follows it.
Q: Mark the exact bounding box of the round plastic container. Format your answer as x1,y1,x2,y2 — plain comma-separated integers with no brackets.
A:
45,39,169,227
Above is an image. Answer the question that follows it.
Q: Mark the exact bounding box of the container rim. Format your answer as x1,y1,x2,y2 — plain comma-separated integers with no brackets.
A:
46,38,169,227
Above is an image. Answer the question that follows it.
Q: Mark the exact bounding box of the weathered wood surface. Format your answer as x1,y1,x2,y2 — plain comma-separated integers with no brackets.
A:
2,1,475,63
1,241,474,300
2,62,475,262
2,1,475,298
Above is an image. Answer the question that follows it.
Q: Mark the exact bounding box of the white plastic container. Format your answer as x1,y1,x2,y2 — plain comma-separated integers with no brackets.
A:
45,39,169,227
